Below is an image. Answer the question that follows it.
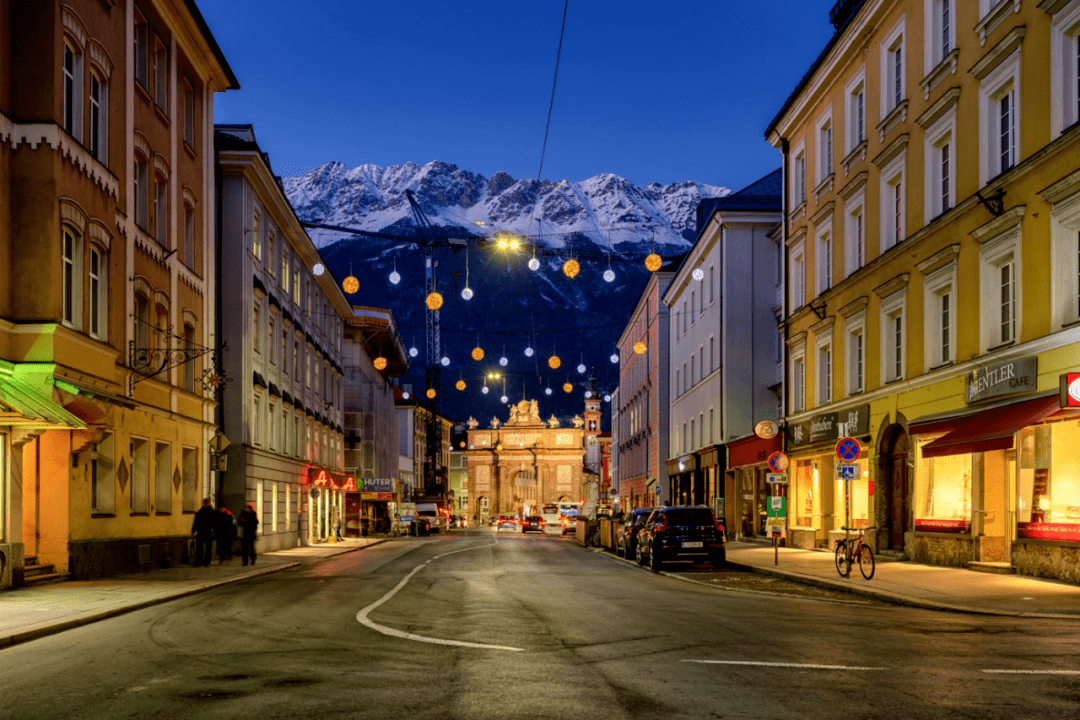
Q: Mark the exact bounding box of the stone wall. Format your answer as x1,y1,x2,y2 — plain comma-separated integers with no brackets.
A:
909,534,974,567
1012,541,1080,583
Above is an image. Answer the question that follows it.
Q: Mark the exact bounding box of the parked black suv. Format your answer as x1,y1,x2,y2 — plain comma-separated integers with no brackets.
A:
615,508,653,560
635,505,726,572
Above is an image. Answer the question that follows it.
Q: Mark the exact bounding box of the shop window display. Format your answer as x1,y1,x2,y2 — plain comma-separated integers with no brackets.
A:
1017,423,1080,542
914,436,972,533
834,460,870,527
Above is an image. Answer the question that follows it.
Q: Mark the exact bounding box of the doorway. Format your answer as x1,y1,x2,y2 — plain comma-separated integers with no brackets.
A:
881,426,909,551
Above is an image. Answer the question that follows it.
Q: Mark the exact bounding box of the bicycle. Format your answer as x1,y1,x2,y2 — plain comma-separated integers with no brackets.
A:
834,526,876,580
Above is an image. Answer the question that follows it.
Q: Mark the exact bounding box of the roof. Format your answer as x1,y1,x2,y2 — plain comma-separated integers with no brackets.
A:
696,168,782,229
763,0,868,141
183,0,240,90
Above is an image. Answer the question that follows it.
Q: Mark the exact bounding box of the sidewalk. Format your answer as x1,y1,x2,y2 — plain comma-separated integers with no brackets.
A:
726,541,1080,619
0,537,387,649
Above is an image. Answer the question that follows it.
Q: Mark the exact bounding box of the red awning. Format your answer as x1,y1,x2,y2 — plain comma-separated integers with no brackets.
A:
727,434,782,468
917,395,1061,459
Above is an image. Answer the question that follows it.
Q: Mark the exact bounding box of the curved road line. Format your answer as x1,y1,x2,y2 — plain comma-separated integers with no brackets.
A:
356,534,525,652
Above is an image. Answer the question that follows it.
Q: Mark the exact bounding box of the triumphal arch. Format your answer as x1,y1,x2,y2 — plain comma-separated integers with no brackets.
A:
464,399,585,522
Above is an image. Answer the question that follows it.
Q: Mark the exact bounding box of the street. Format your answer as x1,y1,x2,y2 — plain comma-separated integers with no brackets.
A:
1,529,1078,720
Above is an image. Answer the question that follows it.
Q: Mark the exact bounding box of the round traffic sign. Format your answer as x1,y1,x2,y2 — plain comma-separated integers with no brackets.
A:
767,451,788,473
836,437,861,462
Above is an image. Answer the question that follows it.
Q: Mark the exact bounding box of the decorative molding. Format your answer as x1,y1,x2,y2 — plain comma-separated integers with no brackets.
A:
133,132,150,160
974,0,1022,47
813,173,835,204
181,185,197,208
1039,167,1080,204
810,315,836,335
872,273,910,298
87,40,112,79
842,140,867,177
839,171,868,200
60,197,88,234
970,26,1026,79
786,330,808,348
919,49,959,100
87,219,111,251
915,244,961,274
6,123,118,199
60,5,86,48
837,296,869,318
786,225,807,249
916,87,961,128
872,133,909,169
152,152,170,179
876,100,908,143
971,205,1026,243
789,200,807,224
1039,0,1073,13
810,201,835,227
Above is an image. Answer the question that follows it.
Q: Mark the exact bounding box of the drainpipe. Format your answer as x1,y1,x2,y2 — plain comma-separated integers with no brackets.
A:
780,137,790,425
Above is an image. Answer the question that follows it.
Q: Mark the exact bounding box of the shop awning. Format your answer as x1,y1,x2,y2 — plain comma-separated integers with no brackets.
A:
0,361,86,430
727,435,781,468
916,395,1061,458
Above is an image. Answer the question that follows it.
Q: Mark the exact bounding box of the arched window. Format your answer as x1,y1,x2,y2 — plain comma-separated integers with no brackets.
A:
154,171,168,248
89,70,107,163
62,228,81,327
183,323,195,391
62,40,83,140
88,244,106,339
133,292,150,371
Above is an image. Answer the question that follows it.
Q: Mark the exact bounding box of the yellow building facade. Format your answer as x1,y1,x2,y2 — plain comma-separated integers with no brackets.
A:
767,0,1080,580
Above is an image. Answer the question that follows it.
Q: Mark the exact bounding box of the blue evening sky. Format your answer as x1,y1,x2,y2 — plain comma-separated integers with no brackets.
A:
201,1,836,192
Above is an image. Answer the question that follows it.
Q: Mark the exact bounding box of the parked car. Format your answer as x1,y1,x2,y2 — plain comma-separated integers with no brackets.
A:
635,506,726,572
559,512,577,536
615,508,653,559
496,515,518,530
521,515,545,533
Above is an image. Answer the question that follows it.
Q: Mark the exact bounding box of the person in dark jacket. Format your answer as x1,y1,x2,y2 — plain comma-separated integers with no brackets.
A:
191,497,216,567
216,505,236,564
238,503,259,566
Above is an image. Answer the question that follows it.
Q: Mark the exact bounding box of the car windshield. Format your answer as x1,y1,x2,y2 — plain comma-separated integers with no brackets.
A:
665,508,715,526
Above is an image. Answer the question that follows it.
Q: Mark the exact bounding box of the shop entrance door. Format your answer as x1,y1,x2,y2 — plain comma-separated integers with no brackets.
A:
884,429,909,551
977,449,1010,563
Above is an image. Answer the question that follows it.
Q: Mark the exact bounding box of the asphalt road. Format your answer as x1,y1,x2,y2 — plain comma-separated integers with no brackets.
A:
1,528,1078,720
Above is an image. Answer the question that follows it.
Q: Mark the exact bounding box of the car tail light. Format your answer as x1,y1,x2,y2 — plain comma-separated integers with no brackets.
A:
540,520,546,527
715,517,725,535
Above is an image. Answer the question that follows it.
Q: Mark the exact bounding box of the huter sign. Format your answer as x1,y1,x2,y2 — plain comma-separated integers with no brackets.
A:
786,405,870,448
966,356,1037,404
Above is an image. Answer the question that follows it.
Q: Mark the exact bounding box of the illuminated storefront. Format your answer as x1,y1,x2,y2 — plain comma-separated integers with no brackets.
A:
305,467,350,542
726,435,781,539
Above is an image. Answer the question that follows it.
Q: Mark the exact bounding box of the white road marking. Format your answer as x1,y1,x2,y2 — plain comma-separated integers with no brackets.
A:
982,670,1080,675
684,660,888,671
356,536,525,652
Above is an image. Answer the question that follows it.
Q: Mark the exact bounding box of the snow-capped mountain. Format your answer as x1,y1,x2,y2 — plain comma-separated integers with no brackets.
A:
281,160,730,426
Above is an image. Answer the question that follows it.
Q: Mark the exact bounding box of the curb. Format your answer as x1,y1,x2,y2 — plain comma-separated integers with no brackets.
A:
0,562,301,651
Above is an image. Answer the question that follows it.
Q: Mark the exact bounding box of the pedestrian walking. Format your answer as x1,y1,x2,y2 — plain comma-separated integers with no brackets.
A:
216,504,236,564
191,497,216,567
239,503,259,566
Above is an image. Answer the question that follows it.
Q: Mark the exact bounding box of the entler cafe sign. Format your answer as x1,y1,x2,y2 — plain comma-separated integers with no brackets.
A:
966,356,1037,404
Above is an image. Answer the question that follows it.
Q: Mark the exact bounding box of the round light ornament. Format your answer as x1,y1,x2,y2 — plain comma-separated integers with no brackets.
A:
692,267,704,282
440,356,450,367
408,346,419,358
373,357,388,371
528,257,540,272
548,355,561,370
563,259,580,278
455,379,466,391
563,382,573,394
633,341,647,355
471,346,485,361
499,355,508,367
644,253,662,272
426,388,436,399
342,275,360,294
482,386,489,395
603,268,616,283
585,390,593,398
425,291,444,310
461,286,474,301
402,391,410,400
545,387,553,396
577,363,586,374
500,395,509,404
313,263,326,276
389,270,401,285
603,394,611,402
610,353,619,364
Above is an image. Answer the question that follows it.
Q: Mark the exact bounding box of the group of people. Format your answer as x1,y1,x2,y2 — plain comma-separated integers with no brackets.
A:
190,497,259,567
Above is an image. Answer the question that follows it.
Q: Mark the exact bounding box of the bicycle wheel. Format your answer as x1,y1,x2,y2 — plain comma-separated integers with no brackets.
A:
858,544,875,580
834,541,850,577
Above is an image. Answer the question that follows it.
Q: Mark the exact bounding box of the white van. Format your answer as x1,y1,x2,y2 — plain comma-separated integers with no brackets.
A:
416,503,447,533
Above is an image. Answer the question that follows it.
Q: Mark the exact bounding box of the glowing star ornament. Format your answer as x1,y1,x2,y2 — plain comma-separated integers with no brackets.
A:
528,257,540,271
342,275,360,294
563,259,580,278
461,286,473,301
548,355,561,370
603,268,616,283
456,380,466,391
692,267,704,282
426,291,444,310
471,346,484,361
373,357,387,371
633,341,647,355
644,253,662,272
426,388,436,399
389,270,401,285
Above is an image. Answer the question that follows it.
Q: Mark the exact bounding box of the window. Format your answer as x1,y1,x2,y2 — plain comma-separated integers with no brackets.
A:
252,208,261,260
816,338,832,406
88,246,106,339
791,346,806,413
268,317,276,365
92,432,115,514
253,302,261,353
816,221,832,295
154,40,168,110
62,229,80,327
978,48,1021,185
155,441,171,514
890,41,903,109
268,231,276,276
708,265,715,305
130,436,149,514
926,0,955,71
924,263,956,370
844,188,866,276
816,110,833,183
690,353,696,385
252,397,261,447
1050,3,1080,136
793,146,807,206
183,324,195,391
880,19,906,118
789,238,805,309
682,300,687,334
979,227,1021,350
914,435,973,532
880,291,906,383
184,204,195,269
134,294,150,369
282,250,290,290
154,177,168,247
675,369,680,397
134,157,149,231
62,41,82,140
845,68,867,151
89,71,107,162
292,268,300,305
690,290,696,324
1049,189,1080,329
183,81,195,148
879,150,906,253
709,336,715,372
182,446,197,513
923,106,957,222
134,14,148,88
269,402,277,452
293,340,299,380
845,314,865,396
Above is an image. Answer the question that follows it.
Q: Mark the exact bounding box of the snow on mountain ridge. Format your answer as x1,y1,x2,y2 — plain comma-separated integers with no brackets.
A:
283,160,729,250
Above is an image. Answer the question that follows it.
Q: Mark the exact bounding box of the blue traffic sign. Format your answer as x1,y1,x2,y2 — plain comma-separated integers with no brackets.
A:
837,463,858,480
767,452,789,473
836,437,861,462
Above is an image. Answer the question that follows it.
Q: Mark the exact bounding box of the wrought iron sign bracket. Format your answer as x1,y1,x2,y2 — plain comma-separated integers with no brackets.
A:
975,188,1006,217
128,339,230,397
809,300,827,320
